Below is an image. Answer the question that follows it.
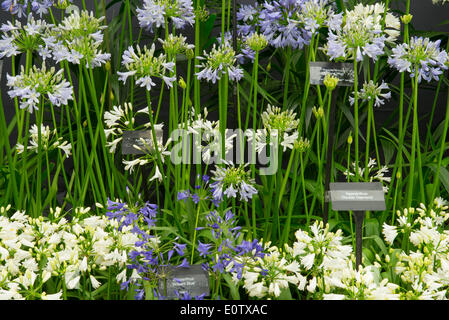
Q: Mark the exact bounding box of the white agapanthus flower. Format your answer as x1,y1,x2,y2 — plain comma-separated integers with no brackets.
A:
344,158,391,192
16,124,72,158
246,104,300,153
349,80,391,107
195,41,244,83
187,108,236,164
104,102,147,153
0,205,139,300
137,0,195,31
324,3,400,62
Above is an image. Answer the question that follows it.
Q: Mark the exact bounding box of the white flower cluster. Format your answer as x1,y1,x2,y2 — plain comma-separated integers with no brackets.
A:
231,243,301,298
325,3,400,62
187,108,236,164
382,198,449,299
344,158,391,192
246,104,300,154
0,207,139,300
104,102,151,154
231,221,402,300
16,124,72,158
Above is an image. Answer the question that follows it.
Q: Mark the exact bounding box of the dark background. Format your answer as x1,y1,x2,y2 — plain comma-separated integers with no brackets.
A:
1,0,449,142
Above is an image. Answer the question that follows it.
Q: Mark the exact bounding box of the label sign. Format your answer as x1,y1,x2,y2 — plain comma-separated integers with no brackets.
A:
309,62,355,87
121,129,163,155
159,264,210,299
329,182,386,211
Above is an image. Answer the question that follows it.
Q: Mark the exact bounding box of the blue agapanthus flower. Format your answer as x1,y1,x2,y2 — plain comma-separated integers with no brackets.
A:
388,37,449,83
2,0,71,17
136,0,195,32
259,0,311,49
236,3,262,37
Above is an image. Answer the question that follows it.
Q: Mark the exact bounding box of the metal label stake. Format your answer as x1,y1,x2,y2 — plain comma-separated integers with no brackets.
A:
353,210,365,268
329,182,386,269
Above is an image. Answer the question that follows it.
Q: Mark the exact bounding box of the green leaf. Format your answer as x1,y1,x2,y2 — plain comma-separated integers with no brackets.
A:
426,163,449,195
278,287,293,300
222,274,240,300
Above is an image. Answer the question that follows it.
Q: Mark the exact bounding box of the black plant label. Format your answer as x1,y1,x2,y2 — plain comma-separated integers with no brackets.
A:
121,129,163,155
329,182,386,211
159,264,210,299
309,61,355,87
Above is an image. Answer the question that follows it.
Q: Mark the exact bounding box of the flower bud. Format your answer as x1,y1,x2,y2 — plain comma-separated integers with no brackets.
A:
347,132,353,145
323,73,339,91
186,48,195,60
179,77,187,90
401,14,413,25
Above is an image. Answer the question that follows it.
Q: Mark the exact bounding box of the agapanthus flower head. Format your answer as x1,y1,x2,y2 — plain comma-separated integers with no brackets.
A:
388,36,449,83
299,0,342,35
2,1,71,17
121,123,170,177
246,104,300,153
6,63,73,113
245,32,268,52
349,80,391,107
195,41,243,83
261,104,299,135
158,34,194,57
0,13,52,59
16,124,72,158
344,158,391,192
293,136,310,152
204,210,242,242
236,3,262,37
259,0,311,49
104,102,152,153
234,243,300,299
118,44,176,91
323,73,339,90
2,0,26,16
210,162,257,202
137,0,195,31
43,10,110,68
187,108,236,164
324,3,400,62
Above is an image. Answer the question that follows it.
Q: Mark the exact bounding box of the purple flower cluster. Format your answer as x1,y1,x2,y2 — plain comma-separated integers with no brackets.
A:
196,210,265,279
236,3,262,37
1,0,68,17
106,198,158,232
259,0,310,49
388,37,449,83
107,198,192,300
137,0,195,32
177,174,221,207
